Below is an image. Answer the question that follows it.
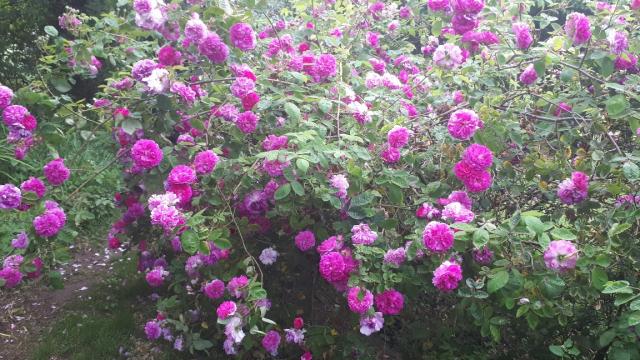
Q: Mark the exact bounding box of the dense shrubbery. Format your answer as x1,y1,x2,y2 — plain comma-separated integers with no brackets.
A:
3,0,640,358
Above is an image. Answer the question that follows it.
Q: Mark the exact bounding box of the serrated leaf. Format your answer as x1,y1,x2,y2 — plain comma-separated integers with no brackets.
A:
291,180,305,195
51,77,71,93
623,162,640,181
608,223,632,238
602,280,632,294
296,158,309,174
284,102,301,121
44,25,58,37
181,230,199,255
473,228,489,248
550,228,577,240
487,270,509,293
274,183,291,200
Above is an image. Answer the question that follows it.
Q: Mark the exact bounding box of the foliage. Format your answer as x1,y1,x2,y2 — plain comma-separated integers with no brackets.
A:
3,0,640,359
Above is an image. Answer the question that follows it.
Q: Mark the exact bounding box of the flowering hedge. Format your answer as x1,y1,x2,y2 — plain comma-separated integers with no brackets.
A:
4,0,640,358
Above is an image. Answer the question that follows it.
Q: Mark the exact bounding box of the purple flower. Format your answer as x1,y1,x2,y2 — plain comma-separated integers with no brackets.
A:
374,289,404,315
347,286,374,314
259,247,279,265
193,150,219,175
422,221,454,253
519,64,538,85
131,59,158,81
230,77,256,98
217,301,237,320
43,159,70,186
284,328,305,344
131,139,163,169
236,111,259,133
383,248,406,267
144,321,162,340
564,13,591,45
0,266,23,288
0,184,21,209
351,223,378,245
11,232,29,249
157,45,182,66
261,330,281,356
229,23,256,52
184,13,207,42
204,279,225,299
359,312,384,336
432,261,463,292
472,246,493,265
330,174,349,199
381,145,401,164
20,177,46,198
167,165,197,185
557,171,588,205
441,202,475,223
433,44,464,69
428,0,450,12
0,85,14,110
295,230,316,251
198,33,229,64
387,126,410,148
607,30,628,54
416,203,441,219
448,109,483,140
543,240,578,272
462,143,493,170
512,22,533,49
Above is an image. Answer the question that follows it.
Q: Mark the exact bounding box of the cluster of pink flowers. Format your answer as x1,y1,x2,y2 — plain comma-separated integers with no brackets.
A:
146,266,169,287
133,0,168,31
0,184,21,209
453,143,494,193
318,236,358,290
148,192,185,232
351,223,378,245
33,200,66,238
1,84,37,159
557,171,589,205
381,126,410,164
433,44,464,69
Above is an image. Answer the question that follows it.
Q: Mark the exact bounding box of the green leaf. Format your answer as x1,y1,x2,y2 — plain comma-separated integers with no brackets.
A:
350,192,375,207
51,77,71,93
623,162,640,181
516,305,529,318
296,158,309,174
213,237,232,250
614,293,639,306
473,228,490,248
549,345,565,357
487,270,509,293
630,299,640,311
591,268,608,290
44,25,58,37
526,312,539,329
274,183,292,200
121,118,142,135
523,216,549,235
284,102,301,121
598,329,616,347
550,228,577,240
181,230,199,255
602,280,633,294
608,223,632,238
291,180,305,196
192,339,214,351
628,312,640,326
605,95,629,117
318,99,332,113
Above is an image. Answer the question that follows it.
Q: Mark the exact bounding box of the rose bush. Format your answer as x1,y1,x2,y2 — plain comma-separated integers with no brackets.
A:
4,0,640,358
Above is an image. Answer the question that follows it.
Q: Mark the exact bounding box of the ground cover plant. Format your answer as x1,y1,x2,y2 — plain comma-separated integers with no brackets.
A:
3,0,640,358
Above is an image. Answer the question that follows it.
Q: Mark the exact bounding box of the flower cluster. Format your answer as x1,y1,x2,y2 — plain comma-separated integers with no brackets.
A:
453,143,494,193
1,84,37,159
557,171,589,205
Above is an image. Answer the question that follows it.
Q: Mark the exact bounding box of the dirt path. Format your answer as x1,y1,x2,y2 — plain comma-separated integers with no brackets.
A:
0,243,116,360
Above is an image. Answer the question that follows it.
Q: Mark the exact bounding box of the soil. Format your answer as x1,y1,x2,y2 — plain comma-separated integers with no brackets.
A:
0,243,116,360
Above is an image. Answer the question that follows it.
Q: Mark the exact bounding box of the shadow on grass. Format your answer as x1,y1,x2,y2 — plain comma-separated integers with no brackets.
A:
30,256,147,360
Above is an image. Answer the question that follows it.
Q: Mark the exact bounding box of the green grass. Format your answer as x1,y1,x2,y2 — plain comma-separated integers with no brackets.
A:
31,257,147,360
